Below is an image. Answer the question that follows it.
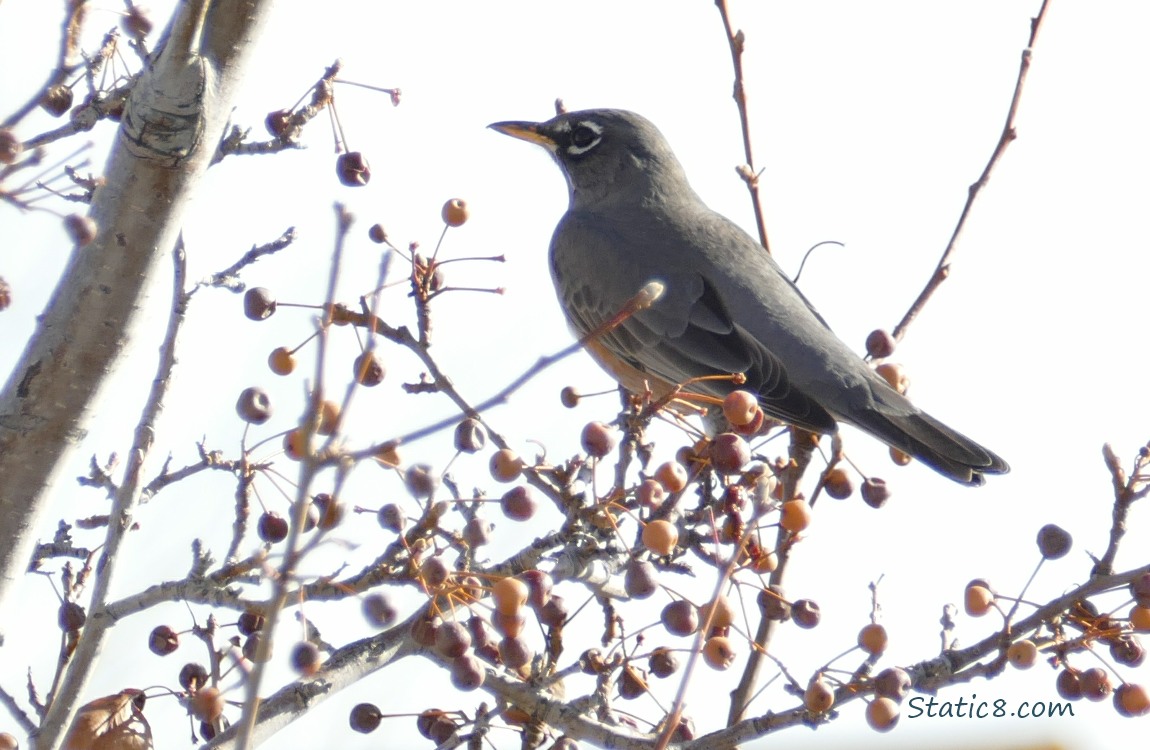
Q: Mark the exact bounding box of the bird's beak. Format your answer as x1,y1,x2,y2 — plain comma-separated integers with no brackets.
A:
489,120,556,150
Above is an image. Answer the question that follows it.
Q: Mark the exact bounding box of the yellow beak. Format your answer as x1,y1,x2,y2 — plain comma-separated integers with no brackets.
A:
489,121,556,149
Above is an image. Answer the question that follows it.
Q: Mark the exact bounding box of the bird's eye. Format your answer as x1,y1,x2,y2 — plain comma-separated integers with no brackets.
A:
567,122,602,155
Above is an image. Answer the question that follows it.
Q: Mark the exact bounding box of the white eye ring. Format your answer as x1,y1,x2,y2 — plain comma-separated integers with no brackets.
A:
567,121,602,155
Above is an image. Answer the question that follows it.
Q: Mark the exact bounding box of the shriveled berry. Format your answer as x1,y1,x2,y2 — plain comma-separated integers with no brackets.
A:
654,460,689,493
435,620,472,658
874,667,912,701
377,503,405,532
235,387,273,424
757,585,791,622
453,418,486,453
624,559,658,599
793,599,821,629
362,593,397,627
410,614,441,647
617,664,648,699
860,477,890,509
499,635,532,669
59,602,85,631
661,599,699,637
336,151,371,186
353,351,385,386
519,570,554,610
264,109,292,138
1036,523,1072,560
420,556,450,588
179,662,209,691
491,608,527,638
866,329,896,358
368,223,388,243
189,686,224,723
642,519,678,556
538,595,568,629
859,623,888,656
560,386,580,408
268,346,296,375
490,449,523,482
1110,635,1145,667
404,463,439,499
649,647,679,678
463,517,493,547
1006,639,1037,669
442,198,469,227
349,702,382,733
702,636,736,670
866,696,900,732
500,485,536,521
149,624,179,655
243,287,276,320
709,433,750,474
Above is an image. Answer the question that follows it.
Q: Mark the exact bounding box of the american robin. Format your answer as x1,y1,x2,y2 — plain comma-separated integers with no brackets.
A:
490,109,1008,485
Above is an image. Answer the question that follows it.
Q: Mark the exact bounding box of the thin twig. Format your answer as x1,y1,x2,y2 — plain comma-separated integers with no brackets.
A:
890,0,1050,343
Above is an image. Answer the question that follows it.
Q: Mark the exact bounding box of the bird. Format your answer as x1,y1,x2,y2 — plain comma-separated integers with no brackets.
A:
489,109,1008,486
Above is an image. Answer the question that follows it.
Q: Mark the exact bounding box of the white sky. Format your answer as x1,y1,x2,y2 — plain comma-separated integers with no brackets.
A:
3,1,1150,749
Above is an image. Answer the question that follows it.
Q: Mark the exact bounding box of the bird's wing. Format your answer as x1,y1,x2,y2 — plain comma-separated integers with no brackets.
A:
551,212,837,434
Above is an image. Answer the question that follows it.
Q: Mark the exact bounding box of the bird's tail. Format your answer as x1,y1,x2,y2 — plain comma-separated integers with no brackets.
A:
850,409,1009,486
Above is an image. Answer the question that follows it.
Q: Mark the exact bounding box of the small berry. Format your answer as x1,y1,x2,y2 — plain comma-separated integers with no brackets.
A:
442,198,469,227
420,556,450,588
636,479,665,510
805,674,834,713
0,733,18,750
491,608,527,638
489,449,523,482
757,585,791,622
463,517,493,547
822,467,853,499
238,610,265,635
580,421,618,458
865,329,896,358
311,493,343,530
268,347,296,375
700,595,736,629
1006,639,1037,669
1131,573,1150,608
702,636,736,670
1109,635,1145,667
1036,523,1072,560
520,569,554,610
416,710,457,744
858,623,888,656
722,390,760,427
435,621,472,658
243,287,276,320
1129,605,1150,632
63,214,97,246
653,461,689,493
964,582,994,617
353,351,385,386
368,223,388,243
349,702,382,733
709,433,750,474
493,577,529,615
0,129,21,164
888,447,912,466
189,686,224,723
649,647,679,678
1080,667,1112,701
1114,683,1150,717
377,503,405,532
291,641,321,676
866,696,900,732
860,477,890,509
362,593,397,627
661,599,699,637
499,635,533,669
243,632,272,663
40,84,73,117
875,362,908,394
793,599,821,629
874,667,912,701
642,519,678,556
148,624,179,655
450,654,485,691
500,485,536,521
780,499,812,533
617,664,648,700
404,463,439,499
538,595,568,628
179,662,210,691
560,386,580,408
58,602,85,631
1056,668,1083,701
316,400,340,435
235,387,273,424
453,418,486,453
624,559,658,599
336,151,371,186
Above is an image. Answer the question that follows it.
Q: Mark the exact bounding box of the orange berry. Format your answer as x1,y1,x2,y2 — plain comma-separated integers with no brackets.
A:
1130,605,1150,632
889,447,912,466
699,595,735,630
642,519,678,556
822,467,853,499
780,499,812,533
489,449,523,482
492,576,529,615
858,623,888,656
702,636,736,670
189,686,224,723
269,346,296,375
805,675,834,713
317,400,340,435
866,696,900,732
964,582,995,617
1007,639,1037,669
875,362,908,394
283,429,308,460
653,461,689,493
442,198,469,227
722,390,759,427
1115,683,1150,717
